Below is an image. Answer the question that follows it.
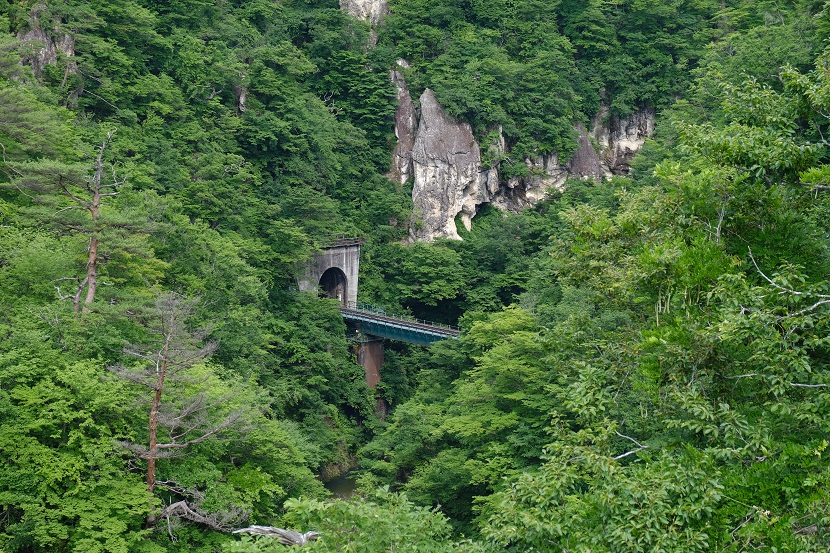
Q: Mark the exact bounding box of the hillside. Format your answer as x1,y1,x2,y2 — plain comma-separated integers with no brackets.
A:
2,0,830,551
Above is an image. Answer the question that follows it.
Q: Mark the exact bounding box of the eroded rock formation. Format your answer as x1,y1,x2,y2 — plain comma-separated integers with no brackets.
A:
388,71,654,241
17,2,75,78
490,153,569,214
410,89,486,241
388,65,418,185
591,106,655,175
567,123,604,180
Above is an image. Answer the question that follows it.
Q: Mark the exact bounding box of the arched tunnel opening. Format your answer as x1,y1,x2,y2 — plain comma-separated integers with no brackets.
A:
319,267,348,305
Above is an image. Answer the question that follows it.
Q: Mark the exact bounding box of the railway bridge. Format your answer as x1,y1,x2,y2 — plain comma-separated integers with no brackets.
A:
297,237,458,390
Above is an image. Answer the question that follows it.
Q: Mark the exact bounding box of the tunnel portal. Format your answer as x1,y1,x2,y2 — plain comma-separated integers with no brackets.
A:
319,267,348,305
296,238,360,306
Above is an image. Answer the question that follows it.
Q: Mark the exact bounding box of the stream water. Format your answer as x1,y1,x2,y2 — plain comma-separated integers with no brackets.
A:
324,471,358,499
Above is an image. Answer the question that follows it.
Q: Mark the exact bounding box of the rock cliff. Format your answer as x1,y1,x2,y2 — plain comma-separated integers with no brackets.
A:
387,65,418,185
17,2,75,78
591,106,655,175
339,0,388,26
410,89,487,241
389,73,655,241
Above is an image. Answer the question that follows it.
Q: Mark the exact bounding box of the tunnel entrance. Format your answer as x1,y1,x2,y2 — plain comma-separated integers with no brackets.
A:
319,267,348,305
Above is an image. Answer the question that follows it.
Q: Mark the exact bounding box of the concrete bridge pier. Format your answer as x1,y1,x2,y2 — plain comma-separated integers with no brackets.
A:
355,337,384,389
353,334,389,418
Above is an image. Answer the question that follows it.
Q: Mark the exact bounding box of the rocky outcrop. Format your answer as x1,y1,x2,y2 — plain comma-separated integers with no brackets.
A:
388,64,418,185
410,89,489,241
490,153,569,213
591,106,655,175
339,0,388,26
389,71,655,241
17,3,75,78
567,124,604,179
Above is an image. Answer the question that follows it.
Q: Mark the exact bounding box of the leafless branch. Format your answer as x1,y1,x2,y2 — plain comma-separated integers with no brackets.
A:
233,526,321,546
107,364,160,389
155,409,245,450
797,181,830,191
160,500,248,533
784,299,830,319
78,88,119,110
122,347,164,364
747,248,830,321
612,430,650,460
56,174,92,209
613,447,649,460
115,440,180,459
159,393,234,428
748,248,830,299
53,204,86,216
788,382,828,388
156,480,200,497
54,277,80,302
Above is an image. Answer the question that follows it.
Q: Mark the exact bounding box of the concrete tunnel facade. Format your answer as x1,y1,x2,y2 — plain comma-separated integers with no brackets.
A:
296,240,360,306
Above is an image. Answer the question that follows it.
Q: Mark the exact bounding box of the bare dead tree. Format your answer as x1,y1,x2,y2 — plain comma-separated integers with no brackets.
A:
109,292,246,528
233,526,321,546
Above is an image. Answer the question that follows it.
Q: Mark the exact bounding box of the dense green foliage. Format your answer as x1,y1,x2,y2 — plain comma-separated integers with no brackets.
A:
356,3,830,550
1,0,394,549
3,0,830,551
376,0,760,173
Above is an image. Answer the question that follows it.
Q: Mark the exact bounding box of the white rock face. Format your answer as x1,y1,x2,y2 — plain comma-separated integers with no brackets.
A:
410,89,486,241
389,71,655,241
591,106,655,175
491,153,568,213
339,0,389,26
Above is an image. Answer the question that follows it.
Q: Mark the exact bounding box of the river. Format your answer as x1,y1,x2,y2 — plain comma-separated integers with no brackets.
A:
324,471,358,499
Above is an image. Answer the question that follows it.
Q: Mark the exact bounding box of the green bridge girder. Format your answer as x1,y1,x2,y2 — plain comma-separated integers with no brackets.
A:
339,306,460,346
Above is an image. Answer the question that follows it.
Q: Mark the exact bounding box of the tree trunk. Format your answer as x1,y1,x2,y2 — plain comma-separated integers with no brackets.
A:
147,382,161,495
146,341,169,528
82,235,98,312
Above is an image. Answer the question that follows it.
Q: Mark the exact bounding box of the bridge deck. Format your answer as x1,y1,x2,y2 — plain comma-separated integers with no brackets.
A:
340,303,459,345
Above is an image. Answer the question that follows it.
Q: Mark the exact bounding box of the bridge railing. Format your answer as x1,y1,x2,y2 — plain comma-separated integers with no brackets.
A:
319,234,363,248
341,302,460,334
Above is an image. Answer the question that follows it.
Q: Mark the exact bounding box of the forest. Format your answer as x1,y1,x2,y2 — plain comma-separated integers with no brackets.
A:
1,0,830,551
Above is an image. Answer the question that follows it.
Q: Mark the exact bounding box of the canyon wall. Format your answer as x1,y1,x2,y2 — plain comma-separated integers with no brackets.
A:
336,1,654,241
408,89,495,241
389,74,655,241
17,2,75,78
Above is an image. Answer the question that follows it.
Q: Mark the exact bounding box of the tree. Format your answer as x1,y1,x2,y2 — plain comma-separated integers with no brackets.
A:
109,292,247,528
224,488,487,553
7,129,162,312
0,316,153,553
